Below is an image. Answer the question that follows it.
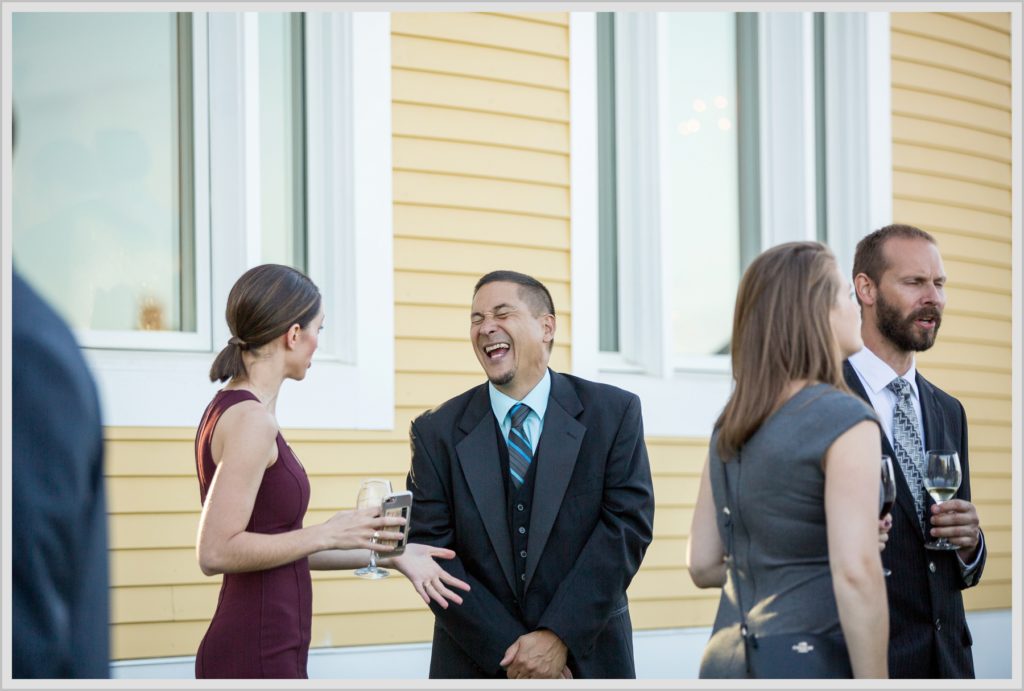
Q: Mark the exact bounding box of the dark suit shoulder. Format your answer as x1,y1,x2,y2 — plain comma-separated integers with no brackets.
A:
916,372,964,412
411,383,487,432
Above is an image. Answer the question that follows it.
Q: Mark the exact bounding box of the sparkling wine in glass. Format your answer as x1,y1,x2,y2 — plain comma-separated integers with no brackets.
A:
923,450,961,551
354,478,393,579
879,455,897,576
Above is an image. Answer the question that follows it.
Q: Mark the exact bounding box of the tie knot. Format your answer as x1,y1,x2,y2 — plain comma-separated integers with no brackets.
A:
510,402,531,429
887,377,912,398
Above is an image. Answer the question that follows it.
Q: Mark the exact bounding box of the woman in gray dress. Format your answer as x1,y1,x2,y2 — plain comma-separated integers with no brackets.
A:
688,241,889,678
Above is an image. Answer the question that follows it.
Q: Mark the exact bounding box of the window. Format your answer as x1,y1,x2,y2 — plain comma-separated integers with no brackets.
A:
571,12,892,435
10,11,394,429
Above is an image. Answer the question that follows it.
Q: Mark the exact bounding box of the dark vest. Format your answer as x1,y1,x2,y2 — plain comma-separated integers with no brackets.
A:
494,417,539,602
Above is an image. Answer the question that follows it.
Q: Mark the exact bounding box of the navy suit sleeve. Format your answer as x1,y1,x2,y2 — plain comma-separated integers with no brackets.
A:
406,420,528,674
954,400,986,588
536,394,655,658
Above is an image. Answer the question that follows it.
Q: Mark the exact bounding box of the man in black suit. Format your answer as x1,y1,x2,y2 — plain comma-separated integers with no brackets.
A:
12,269,110,677
844,224,985,678
406,270,654,679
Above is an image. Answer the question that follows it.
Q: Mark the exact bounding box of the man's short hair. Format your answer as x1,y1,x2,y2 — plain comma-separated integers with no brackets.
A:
853,223,937,287
474,270,555,317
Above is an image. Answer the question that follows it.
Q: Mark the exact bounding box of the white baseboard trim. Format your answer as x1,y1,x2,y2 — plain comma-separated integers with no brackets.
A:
111,609,1012,679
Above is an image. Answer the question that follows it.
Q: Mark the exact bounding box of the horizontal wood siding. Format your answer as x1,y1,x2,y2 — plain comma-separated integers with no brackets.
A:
890,11,1012,611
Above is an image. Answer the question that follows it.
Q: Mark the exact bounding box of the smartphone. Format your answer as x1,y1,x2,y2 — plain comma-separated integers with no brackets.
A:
380,491,412,556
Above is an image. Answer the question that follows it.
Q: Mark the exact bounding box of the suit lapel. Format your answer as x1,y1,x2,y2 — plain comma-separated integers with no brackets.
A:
454,386,516,594
844,361,922,539
524,372,585,590
916,372,945,515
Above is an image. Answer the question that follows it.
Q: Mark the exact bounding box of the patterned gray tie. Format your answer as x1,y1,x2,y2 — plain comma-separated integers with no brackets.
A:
887,377,927,529
507,402,533,488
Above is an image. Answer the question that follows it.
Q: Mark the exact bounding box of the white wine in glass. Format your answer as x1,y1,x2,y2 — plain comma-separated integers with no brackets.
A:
354,478,393,579
923,450,961,551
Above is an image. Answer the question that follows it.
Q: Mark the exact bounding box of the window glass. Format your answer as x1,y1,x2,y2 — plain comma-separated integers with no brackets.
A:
13,13,193,332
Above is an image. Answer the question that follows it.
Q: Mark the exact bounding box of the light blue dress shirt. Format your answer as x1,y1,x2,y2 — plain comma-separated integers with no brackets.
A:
488,369,550,454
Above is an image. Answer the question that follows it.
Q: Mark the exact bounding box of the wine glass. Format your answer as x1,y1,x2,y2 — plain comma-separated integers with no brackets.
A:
354,478,392,579
923,450,961,551
879,455,897,576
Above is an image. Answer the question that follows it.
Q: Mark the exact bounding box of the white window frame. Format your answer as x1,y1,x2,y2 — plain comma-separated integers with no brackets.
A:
570,11,891,437
82,11,394,429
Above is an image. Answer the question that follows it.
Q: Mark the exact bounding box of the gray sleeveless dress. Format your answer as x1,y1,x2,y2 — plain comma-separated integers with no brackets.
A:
698,383,879,678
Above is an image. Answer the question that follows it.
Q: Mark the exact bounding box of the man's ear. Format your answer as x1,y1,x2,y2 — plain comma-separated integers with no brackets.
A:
854,273,876,306
541,314,556,344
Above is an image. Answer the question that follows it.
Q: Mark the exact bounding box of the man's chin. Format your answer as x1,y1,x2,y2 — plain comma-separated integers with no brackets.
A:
487,368,515,387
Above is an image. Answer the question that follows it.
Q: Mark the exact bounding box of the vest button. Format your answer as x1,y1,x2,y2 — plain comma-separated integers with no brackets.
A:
518,526,526,535
935,618,942,630
521,573,526,581
520,550,527,558
517,503,525,511
929,561,937,573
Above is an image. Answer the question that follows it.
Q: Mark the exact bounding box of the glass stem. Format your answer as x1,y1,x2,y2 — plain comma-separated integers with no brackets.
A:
368,548,377,570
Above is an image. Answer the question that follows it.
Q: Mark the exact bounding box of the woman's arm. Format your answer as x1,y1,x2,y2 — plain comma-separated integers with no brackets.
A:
687,454,727,588
824,419,888,679
196,403,402,575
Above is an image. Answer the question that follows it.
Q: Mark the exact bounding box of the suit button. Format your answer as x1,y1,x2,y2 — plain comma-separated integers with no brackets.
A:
521,573,526,581
518,526,526,535
517,503,525,511
520,550,527,558
935,618,942,630
929,561,937,573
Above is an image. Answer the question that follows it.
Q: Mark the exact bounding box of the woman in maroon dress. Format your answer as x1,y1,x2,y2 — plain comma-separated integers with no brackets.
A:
194,264,469,679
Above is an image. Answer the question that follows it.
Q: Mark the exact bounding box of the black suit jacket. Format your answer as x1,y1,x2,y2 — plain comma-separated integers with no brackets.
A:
407,370,655,678
12,270,110,677
844,361,984,678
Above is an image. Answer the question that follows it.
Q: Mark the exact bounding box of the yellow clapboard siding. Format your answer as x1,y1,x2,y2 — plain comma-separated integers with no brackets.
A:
112,621,208,659
394,237,569,281
956,396,1012,426
970,450,1014,478
394,135,569,186
111,586,176,624
891,30,1010,83
963,581,1013,611
893,171,1010,216
892,88,1010,135
391,13,568,58
629,597,720,630
925,312,1009,346
893,143,1010,189
308,476,409,510
943,287,1011,319
890,13,1011,59
631,568,710,600
934,233,1011,269
944,12,1010,33
644,537,687,569
392,34,567,90
655,507,695,536
394,170,568,219
285,441,411,475
891,59,1011,111
910,366,1010,399
108,477,198,514
394,204,569,249
979,528,1012,556
396,304,573,343
393,68,568,122
397,371,496,409
924,340,1012,374
111,548,205,587
892,115,1010,163
969,476,1013,503
393,103,569,153
110,513,199,550
488,12,569,27
943,259,1012,292
647,442,707,475
893,199,1010,242
106,439,194,477
395,270,570,308
974,502,1011,528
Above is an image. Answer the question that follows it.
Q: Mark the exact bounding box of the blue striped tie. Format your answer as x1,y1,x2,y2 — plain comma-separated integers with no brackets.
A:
507,402,533,488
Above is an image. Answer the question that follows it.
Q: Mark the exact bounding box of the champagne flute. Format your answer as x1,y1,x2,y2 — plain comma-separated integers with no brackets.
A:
923,450,961,551
354,478,393,579
879,455,897,576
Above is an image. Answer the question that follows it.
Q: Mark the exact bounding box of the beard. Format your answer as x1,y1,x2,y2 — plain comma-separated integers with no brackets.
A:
875,290,942,352
487,364,516,387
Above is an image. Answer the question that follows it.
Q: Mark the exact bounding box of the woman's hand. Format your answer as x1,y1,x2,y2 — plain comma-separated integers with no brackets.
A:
878,513,893,552
319,506,405,552
389,543,471,609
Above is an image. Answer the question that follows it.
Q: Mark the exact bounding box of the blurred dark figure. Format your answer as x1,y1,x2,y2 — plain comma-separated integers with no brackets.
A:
12,110,110,677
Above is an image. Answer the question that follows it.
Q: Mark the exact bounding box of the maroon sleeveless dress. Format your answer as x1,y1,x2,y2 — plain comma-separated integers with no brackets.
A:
194,389,312,678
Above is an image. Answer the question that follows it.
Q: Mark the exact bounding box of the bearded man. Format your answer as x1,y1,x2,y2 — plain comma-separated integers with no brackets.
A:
844,224,985,678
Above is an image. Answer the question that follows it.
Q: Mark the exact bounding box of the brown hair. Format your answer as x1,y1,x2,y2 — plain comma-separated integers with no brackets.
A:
474,270,556,350
852,223,936,297
715,241,848,460
209,264,322,382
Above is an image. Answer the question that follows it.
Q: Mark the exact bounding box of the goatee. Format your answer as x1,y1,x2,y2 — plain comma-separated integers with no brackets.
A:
876,291,941,352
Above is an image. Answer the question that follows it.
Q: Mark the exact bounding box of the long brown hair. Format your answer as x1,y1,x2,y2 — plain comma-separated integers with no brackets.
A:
209,264,322,382
715,241,848,460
